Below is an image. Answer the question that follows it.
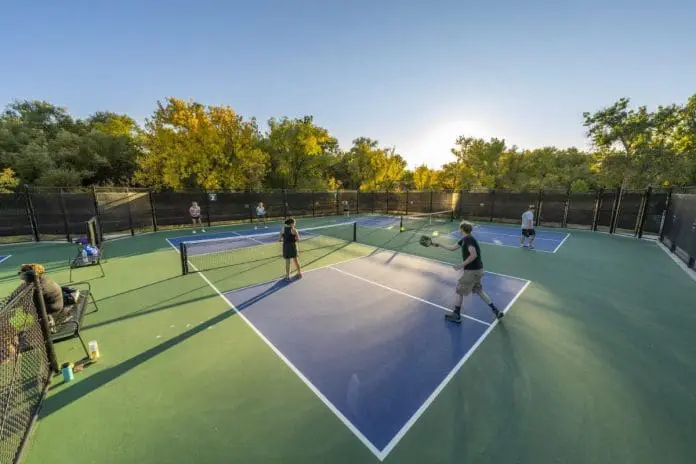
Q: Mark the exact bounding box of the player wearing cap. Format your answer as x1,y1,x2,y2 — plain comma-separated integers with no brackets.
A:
521,205,536,248
255,202,267,229
432,221,503,324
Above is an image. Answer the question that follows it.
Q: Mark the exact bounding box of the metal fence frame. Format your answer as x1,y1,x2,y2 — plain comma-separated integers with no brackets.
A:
0,185,684,244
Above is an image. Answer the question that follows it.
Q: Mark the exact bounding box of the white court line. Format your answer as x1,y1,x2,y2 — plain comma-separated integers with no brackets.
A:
552,233,571,253
472,226,564,242
189,261,385,460
216,253,380,296
656,241,696,283
380,278,532,457
356,248,531,284
0,255,11,265
328,266,491,327
230,230,267,246
446,231,556,253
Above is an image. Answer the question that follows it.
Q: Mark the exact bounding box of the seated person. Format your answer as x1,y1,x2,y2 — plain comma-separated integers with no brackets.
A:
18,264,64,316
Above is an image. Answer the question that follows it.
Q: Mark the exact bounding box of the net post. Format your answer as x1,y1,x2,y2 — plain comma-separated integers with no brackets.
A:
59,188,71,242
352,221,357,241
591,188,603,231
148,189,158,232
636,186,651,238
399,215,404,232
24,185,40,242
30,277,59,374
180,242,188,275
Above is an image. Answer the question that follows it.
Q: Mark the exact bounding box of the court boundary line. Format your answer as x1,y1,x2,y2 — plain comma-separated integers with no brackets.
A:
472,226,564,242
552,233,571,253
358,247,531,283
190,262,384,460
656,241,696,283
328,266,491,327
446,231,555,253
380,278,532,457
0,255,11,265
195,247,532,460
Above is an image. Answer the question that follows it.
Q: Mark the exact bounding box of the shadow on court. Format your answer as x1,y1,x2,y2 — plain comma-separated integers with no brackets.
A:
39,305,242,419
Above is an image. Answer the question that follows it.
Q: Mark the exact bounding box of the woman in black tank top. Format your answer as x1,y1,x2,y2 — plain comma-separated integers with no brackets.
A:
279,218,303,281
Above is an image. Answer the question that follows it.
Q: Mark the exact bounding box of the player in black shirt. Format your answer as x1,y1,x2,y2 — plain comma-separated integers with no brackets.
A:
433,221,503,323
279,217,303,281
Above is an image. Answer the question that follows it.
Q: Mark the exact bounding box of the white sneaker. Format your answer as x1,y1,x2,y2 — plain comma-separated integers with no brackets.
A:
193,231,196,234
202,229,206,232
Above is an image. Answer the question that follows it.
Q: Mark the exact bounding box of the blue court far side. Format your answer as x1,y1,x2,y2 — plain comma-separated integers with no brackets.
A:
450,223,570,253
0,255,11,265
166,215,399,250
221,251,530,459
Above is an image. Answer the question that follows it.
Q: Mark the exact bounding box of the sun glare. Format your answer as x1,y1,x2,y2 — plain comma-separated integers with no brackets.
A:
410,120,491,169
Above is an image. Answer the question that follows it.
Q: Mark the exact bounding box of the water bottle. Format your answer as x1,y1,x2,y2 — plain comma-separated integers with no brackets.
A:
61,362,74,382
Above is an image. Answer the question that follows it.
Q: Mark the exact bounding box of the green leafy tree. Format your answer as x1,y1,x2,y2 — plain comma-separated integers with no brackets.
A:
0,168,19,192
264,116,337,189
136,98,268,190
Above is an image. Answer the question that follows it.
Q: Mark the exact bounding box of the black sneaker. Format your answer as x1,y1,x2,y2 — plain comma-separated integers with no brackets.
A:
445,313,462,324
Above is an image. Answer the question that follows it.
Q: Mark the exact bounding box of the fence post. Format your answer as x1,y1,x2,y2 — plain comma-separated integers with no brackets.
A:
58,188,71,242
148,189,158,232
592,188,603,231
405,189,409,215
311,190,316,217
429,190,434,213
561,188,571,228
126,187,135,236
91,186,104,242
635,187,651,238
386,190,390,215
23,185,40,242
458,189,465,219
282,189,289,218
355,190,360,215
535,189,543,227
30,277,59,374
659,188,673,241
489,189,496,222
609,186,622,234
335,191,340,216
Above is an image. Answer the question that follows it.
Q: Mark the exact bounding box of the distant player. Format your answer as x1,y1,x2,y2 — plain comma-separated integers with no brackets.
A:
521,205,536,249
279,218,302,281
255,202,267,229
432,221,503,323
189,201,205,234
343,200,350,217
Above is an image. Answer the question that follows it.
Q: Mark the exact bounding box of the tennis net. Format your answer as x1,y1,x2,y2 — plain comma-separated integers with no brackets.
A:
400,210,454,231
180,221,357,274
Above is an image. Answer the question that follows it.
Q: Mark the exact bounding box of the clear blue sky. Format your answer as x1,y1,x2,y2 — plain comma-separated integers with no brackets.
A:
2,0,695,169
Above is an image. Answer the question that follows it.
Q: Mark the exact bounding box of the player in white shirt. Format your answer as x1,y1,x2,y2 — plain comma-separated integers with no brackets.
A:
255,202,267,229
520,205,535,248
189,201,205,234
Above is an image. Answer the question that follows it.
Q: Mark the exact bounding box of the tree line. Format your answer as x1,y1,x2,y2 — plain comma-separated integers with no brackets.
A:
1,95,695,194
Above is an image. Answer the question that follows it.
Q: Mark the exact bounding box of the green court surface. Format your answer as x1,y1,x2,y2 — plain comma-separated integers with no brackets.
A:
1,215,695,464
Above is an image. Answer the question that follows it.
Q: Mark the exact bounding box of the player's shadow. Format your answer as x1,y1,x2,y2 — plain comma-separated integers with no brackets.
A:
231,279,292,313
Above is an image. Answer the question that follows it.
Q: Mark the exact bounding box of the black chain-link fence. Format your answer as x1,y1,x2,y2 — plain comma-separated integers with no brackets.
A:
660,191,696,269
0,186,681,243
0,283,52,464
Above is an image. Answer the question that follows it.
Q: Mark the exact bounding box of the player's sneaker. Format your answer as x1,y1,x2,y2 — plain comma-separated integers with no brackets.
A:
445,313,462,324
490,305,504,319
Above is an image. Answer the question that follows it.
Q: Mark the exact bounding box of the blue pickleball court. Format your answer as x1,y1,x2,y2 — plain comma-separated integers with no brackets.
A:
221,250,530,459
